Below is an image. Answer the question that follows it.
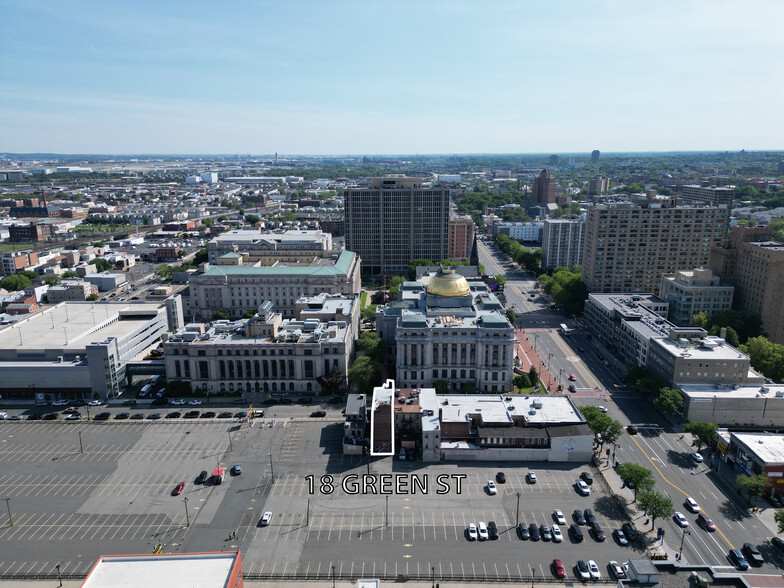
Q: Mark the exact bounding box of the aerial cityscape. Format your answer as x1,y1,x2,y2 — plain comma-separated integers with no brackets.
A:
2,2,784,588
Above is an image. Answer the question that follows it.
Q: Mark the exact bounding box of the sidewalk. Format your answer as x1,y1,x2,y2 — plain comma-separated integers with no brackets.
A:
514,329,554,390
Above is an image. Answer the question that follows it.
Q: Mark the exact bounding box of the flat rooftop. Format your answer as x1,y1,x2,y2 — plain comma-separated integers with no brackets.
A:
81,552,238,588
652,336,750,361
438,394,584,426
681,382,783,399
0,302,163,351
732,433,784,465
200,250,355,276
211,229,328,244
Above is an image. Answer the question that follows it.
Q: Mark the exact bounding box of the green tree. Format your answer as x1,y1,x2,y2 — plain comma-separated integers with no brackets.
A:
89,258,112,272
615,463,655,502
155,265,173,281
211,309,231,321
637,375,666,397
494,274,507,285
86,293,99,301
43,275,61,286
624,365,649,387
245,214,261,225
637,490,674,530
434,380,449,394
348,356,381,395
217,215,228,222
317,367,347,396
736,473,770,506
517,249,542,273
539,266,589,315
579,407,624,450
193,248,208,265
775,510,784,534
654,388,683,424
1,274,32,291
513,374,531,389
201,217,214,227
361,304,378,326
242,309,257,319
61,271,79,279
460,381,476,394
388,276,405,299
408,259,435,280
528,366,539,387
684,421,719,451
505,308,517,325
740,337,784,382
357,332,386,362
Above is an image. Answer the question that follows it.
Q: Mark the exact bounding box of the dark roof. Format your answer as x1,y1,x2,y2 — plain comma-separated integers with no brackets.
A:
546,423,592,437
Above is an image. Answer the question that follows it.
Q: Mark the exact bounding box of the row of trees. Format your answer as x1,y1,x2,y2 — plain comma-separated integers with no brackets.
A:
537,266,589,315
690,309,764,347
492,234,542,274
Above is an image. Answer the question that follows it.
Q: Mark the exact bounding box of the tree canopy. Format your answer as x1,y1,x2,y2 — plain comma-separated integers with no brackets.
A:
615,463,655,501
637,490,674,530
691,309,763,345
89,258,112,272
211,309,231,321
1,274,32,291
357,331,386,362
538,266,589,315
736,473,769,505
684,421,719,451
348,356,381,395
579,406,624,450
654,388,683,423
740,337,784,382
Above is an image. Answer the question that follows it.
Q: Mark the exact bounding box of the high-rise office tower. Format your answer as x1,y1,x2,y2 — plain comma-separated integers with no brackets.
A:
582,194,729,293
344,176,449,275
531,169,557,204
591,150,601,162
542,218,585,270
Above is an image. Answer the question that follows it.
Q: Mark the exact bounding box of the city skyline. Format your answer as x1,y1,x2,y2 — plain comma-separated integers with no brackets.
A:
2,0,783,154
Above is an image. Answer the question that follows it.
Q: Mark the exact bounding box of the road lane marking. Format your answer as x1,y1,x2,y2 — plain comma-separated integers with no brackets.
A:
629,433,734,550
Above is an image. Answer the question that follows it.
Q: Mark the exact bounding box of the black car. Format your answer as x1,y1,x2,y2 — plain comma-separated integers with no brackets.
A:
772,537,784,553
184,410,200,419
742,543,765,566
529,523,541,541
218,412,233,418
310,410,326,418
235,411,248,418
517,523,530,540
567,384,576,392
573,510,586,525
280,397,293,404
581,471,593,485
114,412,130,420
151,397,168,406
584,509,596,526
130,413,145,420
488,521,499,540
147,413,161,420
195,470,209,484
200,411,216,418
27,413,43,420
622,522,639,541
570,524,584,542
94,412,111,421
262,399,276,405
496,472,506,483
43,413,58,420
592,524,606,542
166,411,181,419
328,396,343,404
627,425,638,434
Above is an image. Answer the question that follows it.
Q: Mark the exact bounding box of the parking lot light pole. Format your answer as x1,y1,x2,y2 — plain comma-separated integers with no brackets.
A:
79,431,83,454
4,497,12,526
227,430,233,452
431,566,435,588
56,564,61,587
182,497,190,527
516,492,521,526
332,565,336,588
530,566,535,588
269,453,274,483
385,495,389,526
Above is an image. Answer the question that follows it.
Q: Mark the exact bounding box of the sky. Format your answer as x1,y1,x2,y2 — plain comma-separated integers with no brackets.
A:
1,0,782,155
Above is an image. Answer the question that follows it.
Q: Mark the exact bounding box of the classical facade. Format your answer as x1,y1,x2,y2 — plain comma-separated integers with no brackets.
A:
206,229,333,265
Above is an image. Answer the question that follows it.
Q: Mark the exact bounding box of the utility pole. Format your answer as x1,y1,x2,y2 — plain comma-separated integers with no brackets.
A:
182,497,190,527
78,431,83,454
678,529,690,560
4,497,12,527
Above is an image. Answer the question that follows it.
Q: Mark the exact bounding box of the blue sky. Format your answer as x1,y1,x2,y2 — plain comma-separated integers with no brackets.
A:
1,0,782,154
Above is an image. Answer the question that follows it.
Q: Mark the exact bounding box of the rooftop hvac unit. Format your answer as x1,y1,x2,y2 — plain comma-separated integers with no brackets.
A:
529,409,536,415
532,400,543,408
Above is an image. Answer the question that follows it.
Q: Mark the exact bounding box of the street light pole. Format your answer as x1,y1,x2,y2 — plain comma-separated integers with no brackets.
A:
269,453,274,483
385,495,389,526
431,566,435,588
78,430,83,454
227,430,233,452
182,497,190,527
56,564,62,587
332,565,336,588
4,497,12,526
678,529,690,560
516,492,521,526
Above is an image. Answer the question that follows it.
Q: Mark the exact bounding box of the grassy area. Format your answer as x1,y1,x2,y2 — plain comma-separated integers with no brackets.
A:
360,290,368,309
0,244,19,253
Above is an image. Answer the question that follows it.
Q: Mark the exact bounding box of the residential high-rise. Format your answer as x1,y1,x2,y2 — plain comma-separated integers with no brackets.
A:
708,225,784,344
344,176,449,275
581,194,730,293
658,268,734,325
531,169,557,204
541,218,585,270
587,177,609,194
591,150,600,162
679,185,735,207
448,216,474,260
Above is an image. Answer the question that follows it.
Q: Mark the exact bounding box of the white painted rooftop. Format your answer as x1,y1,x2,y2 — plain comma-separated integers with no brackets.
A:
81,552,238,588
732,433,784,465
438,394,584,425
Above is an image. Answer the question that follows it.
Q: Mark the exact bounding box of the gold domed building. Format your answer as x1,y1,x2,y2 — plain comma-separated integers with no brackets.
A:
376,265,515,393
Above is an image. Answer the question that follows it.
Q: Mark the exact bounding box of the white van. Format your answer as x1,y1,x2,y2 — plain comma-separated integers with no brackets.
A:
140,384,152,396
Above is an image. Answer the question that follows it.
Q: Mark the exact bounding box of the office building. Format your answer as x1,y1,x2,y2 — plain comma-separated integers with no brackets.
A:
679,185,735,207
0,297,183,400
1,250,39,276
201,171,218,183
708,225,784,344
84,272,128,292
185,250,360,321
581,194,730,293
587,177,609,194
591,150,600,162
448,216,474,260
582,293,670,368
531,169,557,204
46,279,98,302
206,229,333,265
376,267,515,393
344,176,449,275
658,268,734,325
492,221,543,242
679,382,784,429
541,218,585,270
164,300,354,398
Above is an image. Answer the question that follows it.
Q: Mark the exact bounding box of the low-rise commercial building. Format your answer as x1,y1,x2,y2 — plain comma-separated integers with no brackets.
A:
46,279,98,302
0,296,183,400
659,268,734,325
492,221,543,243
727,433,784,496
84,271,128,292
207,229,333,265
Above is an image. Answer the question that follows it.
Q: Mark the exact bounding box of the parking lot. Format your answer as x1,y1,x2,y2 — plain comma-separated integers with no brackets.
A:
0,418,640,581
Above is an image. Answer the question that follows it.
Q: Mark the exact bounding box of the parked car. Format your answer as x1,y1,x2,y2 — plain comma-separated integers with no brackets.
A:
622,522,639,541
592,524,606,542
728,549,749,570
218,412,233,418
552,559,565,578
576,560,590,580
43,413,58,420
691,452,704,463
183,410,200,419
114,412,130,420
584,508,597,527
130,413,145,420
496,472,506,483
587,560,601,580
477,521,488,541
171,482,185,496
487,480,497,495
310,410,326,418
581,471,593,485
573,510,586,525
551,524,563,542
88,400,103,406
742,543,765,566
171,399,185,405
200,411,216,418
527,472,537,483
614,528,628,545
195,471,209,484
52,400,68,406
609,561,626,579
577,480,591,495
488,521,499,540
65,413,81,420
166,412,181,419
517,523,530,540
553,509,566,525
570,524,584,542
771,537,784,553
260,511,272,527
467,523,478,541
232,464,242,475
188,400,202,406
540,524,552,541
529,523,540,541
94,412,111,421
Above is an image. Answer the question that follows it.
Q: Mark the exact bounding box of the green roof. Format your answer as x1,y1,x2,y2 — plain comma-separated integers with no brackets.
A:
202,250,356,277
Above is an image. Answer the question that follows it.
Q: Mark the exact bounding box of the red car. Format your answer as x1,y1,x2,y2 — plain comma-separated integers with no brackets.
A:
568,374,577,381
172,482,185,496
552,559,565,578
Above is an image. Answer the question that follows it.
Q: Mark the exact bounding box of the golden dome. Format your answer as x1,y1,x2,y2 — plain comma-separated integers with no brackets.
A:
426,268,471,297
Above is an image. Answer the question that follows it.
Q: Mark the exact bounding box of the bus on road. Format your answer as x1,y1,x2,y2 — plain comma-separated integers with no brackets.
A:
559,323,572,336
